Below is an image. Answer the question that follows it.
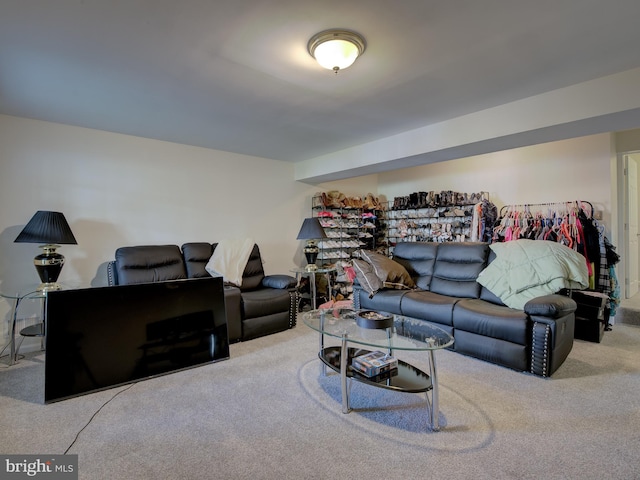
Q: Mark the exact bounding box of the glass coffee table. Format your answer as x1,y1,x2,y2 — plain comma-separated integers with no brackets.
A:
303,308,454,431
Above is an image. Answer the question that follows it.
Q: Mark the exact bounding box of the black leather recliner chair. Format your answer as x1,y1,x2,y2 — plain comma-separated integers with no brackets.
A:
107,243,297,342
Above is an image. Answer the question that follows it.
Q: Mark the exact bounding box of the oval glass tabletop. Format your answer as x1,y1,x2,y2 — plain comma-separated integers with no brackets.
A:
302,308,454,351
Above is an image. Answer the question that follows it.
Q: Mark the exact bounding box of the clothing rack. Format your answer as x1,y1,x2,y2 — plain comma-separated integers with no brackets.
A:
494,199,621,317
498,200,594,219
494,200,596,246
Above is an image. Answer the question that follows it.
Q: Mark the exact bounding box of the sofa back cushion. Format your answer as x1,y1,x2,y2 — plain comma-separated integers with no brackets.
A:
429,243,489,298
181,242,214,278
182,242,265,291
241,244,266,291
114,245,187,285
479,249,507,305
391,242,438,290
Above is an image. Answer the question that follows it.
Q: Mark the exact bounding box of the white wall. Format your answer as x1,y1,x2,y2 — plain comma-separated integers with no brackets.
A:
0,114,377,347
378,133,615,230
615,128,640,152
296,69,640,183
0,116,291,286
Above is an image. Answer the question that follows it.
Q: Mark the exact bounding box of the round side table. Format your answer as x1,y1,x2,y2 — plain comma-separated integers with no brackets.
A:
290,267,336,310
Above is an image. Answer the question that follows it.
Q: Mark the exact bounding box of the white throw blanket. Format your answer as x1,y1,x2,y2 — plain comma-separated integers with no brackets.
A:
477,239,589,310
205,237,255,287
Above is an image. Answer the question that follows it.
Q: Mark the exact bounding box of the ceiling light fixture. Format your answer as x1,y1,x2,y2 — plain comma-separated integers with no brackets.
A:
307,29,366,74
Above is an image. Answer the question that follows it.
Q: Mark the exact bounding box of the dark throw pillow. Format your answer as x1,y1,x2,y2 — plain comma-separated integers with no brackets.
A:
353,250,415,297
352,258,384,297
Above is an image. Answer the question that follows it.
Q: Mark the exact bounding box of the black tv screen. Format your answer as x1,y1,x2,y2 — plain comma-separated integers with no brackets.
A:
45,277,229,403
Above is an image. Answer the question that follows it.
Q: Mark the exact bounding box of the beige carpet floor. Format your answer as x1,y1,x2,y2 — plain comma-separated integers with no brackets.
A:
1,322,639,480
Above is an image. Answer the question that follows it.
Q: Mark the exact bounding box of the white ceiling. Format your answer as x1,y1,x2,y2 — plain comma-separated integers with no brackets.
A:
2,1,640,176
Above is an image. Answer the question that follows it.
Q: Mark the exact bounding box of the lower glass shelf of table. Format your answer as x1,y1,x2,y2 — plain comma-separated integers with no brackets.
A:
319,346,432,393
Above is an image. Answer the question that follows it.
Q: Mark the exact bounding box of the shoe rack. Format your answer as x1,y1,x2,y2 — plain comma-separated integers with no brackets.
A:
311,192,388,300
387,191,489,255
312,192,387,266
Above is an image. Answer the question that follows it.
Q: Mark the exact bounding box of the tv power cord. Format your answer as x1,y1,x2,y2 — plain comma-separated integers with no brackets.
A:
64,382,137,455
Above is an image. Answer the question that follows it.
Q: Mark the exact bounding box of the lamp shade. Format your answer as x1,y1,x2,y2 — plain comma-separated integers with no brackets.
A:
296,217,327,240
14,211,77,245
14,211,77,292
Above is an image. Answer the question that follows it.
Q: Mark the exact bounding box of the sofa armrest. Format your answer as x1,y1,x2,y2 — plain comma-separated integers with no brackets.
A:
262,274,297,290
526,295,576,377
107,261,118,286
524,294,577,318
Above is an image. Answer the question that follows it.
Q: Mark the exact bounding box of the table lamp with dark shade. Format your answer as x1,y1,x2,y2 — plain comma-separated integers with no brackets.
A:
296,217,327,272
14,211,78,291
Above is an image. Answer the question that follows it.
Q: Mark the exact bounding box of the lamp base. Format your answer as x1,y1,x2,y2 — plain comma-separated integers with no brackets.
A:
34,244,65,291
303,241,319,273
37,282,63,292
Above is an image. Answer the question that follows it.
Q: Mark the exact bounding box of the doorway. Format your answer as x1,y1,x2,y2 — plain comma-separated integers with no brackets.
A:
622,153,640,298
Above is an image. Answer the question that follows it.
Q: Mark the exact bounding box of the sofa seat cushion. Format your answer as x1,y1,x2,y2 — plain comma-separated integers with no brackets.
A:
396,315,454,338
400,290,459,326
241,288,292,319
357,289,408,314
454,298,528,345
454,330,528,372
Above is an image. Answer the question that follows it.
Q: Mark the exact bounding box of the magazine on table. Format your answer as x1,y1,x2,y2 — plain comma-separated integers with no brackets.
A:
351,350,398,377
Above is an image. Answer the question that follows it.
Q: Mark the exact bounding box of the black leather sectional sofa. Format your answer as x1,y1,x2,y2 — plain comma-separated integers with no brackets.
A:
353,242,578,377
107,243,298,342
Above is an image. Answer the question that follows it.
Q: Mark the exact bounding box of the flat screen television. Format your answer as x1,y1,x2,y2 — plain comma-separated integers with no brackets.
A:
45,277,229,403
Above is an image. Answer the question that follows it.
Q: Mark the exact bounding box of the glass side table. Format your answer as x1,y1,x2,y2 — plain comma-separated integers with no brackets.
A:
0,285,47,365
290,267,336,310
0,282,80,365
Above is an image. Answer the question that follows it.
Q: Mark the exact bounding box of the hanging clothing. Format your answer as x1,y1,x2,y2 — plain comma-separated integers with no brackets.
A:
609,265,621,317
471,199,498,242
492,201,620,316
